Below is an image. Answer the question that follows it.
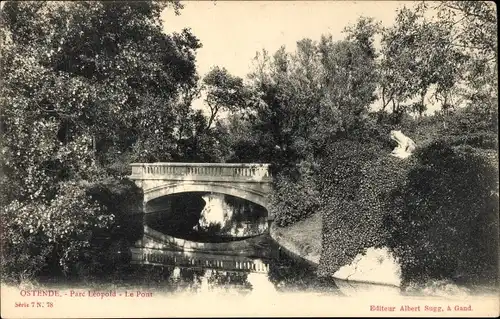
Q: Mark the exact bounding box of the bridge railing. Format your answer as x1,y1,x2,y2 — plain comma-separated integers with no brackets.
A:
130,163,272,182
130,247,270,273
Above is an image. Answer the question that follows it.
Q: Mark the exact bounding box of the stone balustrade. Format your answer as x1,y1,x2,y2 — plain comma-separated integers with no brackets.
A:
130,162,272,182
130,247,270,273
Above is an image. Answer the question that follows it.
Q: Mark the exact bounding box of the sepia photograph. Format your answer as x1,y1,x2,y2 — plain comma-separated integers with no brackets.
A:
0,0,498,317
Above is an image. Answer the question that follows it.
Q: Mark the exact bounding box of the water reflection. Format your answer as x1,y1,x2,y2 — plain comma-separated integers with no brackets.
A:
145,192,268,241
130,193,339,295
126,234,340,295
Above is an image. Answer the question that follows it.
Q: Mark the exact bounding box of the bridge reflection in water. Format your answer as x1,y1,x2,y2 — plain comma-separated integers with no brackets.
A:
124,231,340,295
131,248,270,273
144,192,269,241
126,243,338,295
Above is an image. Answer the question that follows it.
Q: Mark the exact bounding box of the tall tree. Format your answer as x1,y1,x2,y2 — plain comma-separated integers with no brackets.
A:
431,1,497,115
2,0,203,163
379,6,467,118
202,66,249,130
0,0,203,280
241,31,379,166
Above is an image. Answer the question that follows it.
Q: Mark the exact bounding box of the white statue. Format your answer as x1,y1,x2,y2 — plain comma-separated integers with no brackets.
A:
390,130,416,159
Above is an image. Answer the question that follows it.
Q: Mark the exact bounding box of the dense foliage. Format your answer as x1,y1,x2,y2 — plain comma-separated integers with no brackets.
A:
0,0,202,282
270,162,321,227
312,130,405,270
387,141,498,286
316,116,498,287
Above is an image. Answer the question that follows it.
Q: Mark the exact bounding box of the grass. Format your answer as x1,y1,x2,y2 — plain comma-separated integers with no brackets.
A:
270,212,322,264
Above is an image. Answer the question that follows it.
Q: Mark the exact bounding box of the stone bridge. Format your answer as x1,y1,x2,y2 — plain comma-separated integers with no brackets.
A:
129,162,273,220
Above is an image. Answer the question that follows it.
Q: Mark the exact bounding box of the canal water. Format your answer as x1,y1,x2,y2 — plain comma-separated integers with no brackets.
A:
26,192,340,299
33,235,340,298
127,192,339,294
31,192,498,307
117,236,340,296
3,191,498,318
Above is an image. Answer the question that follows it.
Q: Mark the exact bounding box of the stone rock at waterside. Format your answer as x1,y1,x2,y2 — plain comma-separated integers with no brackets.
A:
332,246,402,288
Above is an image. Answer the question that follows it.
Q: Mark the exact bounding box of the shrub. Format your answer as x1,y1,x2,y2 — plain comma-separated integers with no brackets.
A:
316,134,498,288
269,161,321,227
317,139,415,277
85,177,144,242
386,141,499,286
68,178,144,279
440,131,498,150
0,178,144,283
0,182,113,283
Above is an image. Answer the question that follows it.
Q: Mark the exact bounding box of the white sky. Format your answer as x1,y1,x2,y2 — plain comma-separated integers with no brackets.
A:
161,0,425,113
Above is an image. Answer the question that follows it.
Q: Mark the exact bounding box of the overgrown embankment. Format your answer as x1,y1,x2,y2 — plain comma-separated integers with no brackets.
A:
316,139,411,280
269,110,499,289
318,138,498,288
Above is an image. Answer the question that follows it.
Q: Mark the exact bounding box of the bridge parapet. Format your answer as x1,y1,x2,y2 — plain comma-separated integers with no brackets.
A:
130,162,272,183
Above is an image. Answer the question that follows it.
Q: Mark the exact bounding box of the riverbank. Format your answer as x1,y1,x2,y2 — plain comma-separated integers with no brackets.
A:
269,213,499,300
269,212,322,265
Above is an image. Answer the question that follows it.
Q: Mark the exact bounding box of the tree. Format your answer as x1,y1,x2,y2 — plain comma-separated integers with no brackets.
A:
317,36,378,143
1,1,203,165
343,16,381,60
0,0,202,281
378,2,497,121
241,28,379,168
432,1,497,59
379,6,467,119
431,1,497,116
202,66,250,130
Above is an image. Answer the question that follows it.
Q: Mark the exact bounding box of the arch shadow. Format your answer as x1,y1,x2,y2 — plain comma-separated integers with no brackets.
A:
144,181,270,216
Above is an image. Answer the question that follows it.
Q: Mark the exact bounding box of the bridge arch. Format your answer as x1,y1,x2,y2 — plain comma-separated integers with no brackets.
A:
129,162,273,220
144,181,269,212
